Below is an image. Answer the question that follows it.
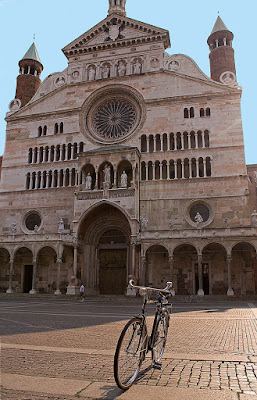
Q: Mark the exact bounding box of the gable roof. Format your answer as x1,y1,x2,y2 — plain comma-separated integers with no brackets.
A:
62,14,170,57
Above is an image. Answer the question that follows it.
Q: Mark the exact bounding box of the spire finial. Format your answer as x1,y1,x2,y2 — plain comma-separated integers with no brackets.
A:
108,0,126,17
33,33,36,41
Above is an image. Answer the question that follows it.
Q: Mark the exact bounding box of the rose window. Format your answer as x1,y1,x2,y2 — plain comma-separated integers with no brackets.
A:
92,99,137,139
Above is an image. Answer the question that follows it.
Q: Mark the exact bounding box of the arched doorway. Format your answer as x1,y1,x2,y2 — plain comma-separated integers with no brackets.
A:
0,248,10,292
14,247,33,293
232,242,257,295
202,243,227,295
173,244,198,295
78,203,132,295
99,230,127,294
145,245,169,288
37,247,57,293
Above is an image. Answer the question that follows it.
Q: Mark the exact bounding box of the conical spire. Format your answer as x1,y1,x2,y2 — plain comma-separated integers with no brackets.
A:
22,42,42,64
210,16,229,35
108,0,126,17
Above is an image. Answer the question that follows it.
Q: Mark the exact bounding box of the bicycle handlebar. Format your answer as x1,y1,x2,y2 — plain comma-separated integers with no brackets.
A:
128,280,173,295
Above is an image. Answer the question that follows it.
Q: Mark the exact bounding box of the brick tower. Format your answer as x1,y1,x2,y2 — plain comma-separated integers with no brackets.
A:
15,43,43,107
207,16,236,84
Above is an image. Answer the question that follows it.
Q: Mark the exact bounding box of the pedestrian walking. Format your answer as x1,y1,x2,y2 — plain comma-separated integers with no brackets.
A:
80,284,85,302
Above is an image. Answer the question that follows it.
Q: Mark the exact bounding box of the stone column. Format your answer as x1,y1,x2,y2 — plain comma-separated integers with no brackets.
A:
181,134,185,150
167,162,170,179
29,258,37,294
60,146,64,161
227,255,234,296
174,162,178,179
188,133,191,150
54,258,62,295
65,145,69,160
33,149,37,164
153,136,156,152
203,159,207,177
168,256,175,296
46,172,50,188
130,239,136,277
160,135,163,152
42,149,46,163
197,255,204,296
160,162,163,180
57,170,61,188
73,245,78,278
174,134,177,150
71,145,75,160
195,133,199,149
69,169,72,187
196,160,199,178
146,137,149,153
54,146,58,162
152,164,155,180
140,256,146,285
95,169,99,189
146,164,149,181
167,134,170,151
6,258,14,293
113,166,117,188
35,172,39,189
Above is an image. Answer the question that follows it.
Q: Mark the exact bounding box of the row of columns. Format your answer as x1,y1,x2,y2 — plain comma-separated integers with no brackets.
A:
143,132,209,153
139,253,234,296
30,143,83,164
27,169,77,190
141,158,211,180
20,66,39,76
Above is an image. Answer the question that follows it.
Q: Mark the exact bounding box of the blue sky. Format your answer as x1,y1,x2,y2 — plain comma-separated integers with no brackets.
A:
0,0,256,164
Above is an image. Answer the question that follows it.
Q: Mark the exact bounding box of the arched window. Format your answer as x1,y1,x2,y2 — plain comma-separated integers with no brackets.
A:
169,160,175,179
156,135,161,152
190,107,194,118
184,158,190,179
28,148,32,164
183,132,189,149
68,143,72,160
170,133,175,150
149,135,154,153
155,161,160,180
65,169,70,187
39,147,44,163
141,135,147,152
206,157,212,176
148,161,153,180
45,146,49,162
162,160,167,179
206,107,211,117
42,171,47,188
177,159,182,179
54,123,59,134
73,143,78,158
176,132,182,150
43,125,47,136
60,122,63,133
184,108,189,118
190,131,196,149
26,173,30,189
141,162,146,181
200,108,205,117
199,157,204,177
197,131,203,148
31,172,36,190
71,168,76,186
38,126,42,137
50,146,55,162
191,158,197,178
53,170,58,187
79,142,84,153
163,133,168,151
36,171,41,189
204,130,210,148
56,145,60,161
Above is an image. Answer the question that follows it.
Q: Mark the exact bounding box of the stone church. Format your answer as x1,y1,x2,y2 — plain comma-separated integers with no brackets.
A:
0,0,257,296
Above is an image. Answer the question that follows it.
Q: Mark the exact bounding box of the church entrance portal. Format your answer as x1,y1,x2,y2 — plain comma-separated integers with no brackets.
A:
99,230,127,295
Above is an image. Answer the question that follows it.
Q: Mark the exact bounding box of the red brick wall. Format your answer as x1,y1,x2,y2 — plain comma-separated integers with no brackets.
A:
247,164,257,211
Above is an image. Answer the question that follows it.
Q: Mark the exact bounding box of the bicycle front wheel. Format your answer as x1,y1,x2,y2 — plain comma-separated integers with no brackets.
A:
114,317,147,390
152,310,169,363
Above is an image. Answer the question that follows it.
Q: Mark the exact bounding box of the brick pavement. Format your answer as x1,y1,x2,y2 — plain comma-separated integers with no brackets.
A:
1,300,257,399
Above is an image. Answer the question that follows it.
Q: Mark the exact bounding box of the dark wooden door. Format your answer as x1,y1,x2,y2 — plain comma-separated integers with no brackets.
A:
99,249,127,295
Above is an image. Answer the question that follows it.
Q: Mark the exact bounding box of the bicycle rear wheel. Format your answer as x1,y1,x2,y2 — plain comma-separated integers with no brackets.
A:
114,317,147,390
152,310,169,363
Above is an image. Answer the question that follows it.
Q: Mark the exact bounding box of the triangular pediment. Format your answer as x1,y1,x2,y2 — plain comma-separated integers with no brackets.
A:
62,14,170,57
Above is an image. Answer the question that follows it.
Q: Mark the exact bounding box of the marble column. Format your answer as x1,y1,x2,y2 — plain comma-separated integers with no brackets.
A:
227,255,234,296
6,258,14,293
168,256,175,296
54,258,62,295
140,256,146,286
146,137,150,153
130,239,136,277
174,162,178,179
29,258,37,294
153,136,156,152
73,245,78,278
197,255,204,296
167,134,170,151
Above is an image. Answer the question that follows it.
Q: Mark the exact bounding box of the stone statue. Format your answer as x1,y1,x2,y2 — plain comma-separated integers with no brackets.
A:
140,215,148,231
169,219,174,231
195,212,203,227
121,171,128,188
58,218,65,233
85,173,92,190
225,217,230,229
251,210,257,227
133,60,142,75
88,66,96,81
117,61,126,77
11,220,17,234
104,165,111,184
34,225,39,233
102,65,110,79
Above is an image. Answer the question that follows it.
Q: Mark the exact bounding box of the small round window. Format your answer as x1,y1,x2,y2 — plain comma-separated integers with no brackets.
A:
25,212,42,231
189,204,210,223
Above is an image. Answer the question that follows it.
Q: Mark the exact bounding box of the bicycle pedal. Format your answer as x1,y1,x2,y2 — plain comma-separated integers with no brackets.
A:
152,362,162,370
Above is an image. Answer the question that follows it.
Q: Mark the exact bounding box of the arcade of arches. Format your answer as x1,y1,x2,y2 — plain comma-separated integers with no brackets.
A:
1,220,257,295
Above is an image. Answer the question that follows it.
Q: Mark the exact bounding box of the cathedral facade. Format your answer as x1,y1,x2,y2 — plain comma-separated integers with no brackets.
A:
1,0,257,296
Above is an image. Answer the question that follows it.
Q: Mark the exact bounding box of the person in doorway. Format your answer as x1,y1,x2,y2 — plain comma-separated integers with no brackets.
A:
80,284,85,302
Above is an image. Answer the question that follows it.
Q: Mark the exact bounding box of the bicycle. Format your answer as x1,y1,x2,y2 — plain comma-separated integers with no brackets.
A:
114,279,173,390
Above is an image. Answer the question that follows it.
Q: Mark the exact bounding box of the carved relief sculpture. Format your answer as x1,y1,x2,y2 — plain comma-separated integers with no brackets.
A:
133,59,142,75
225,217,230,229
104,165,111,185
195,212,203,227
140,214,148,231
11,220,17,234
117,61,126,77
88,66,96,81
102,64,110,79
